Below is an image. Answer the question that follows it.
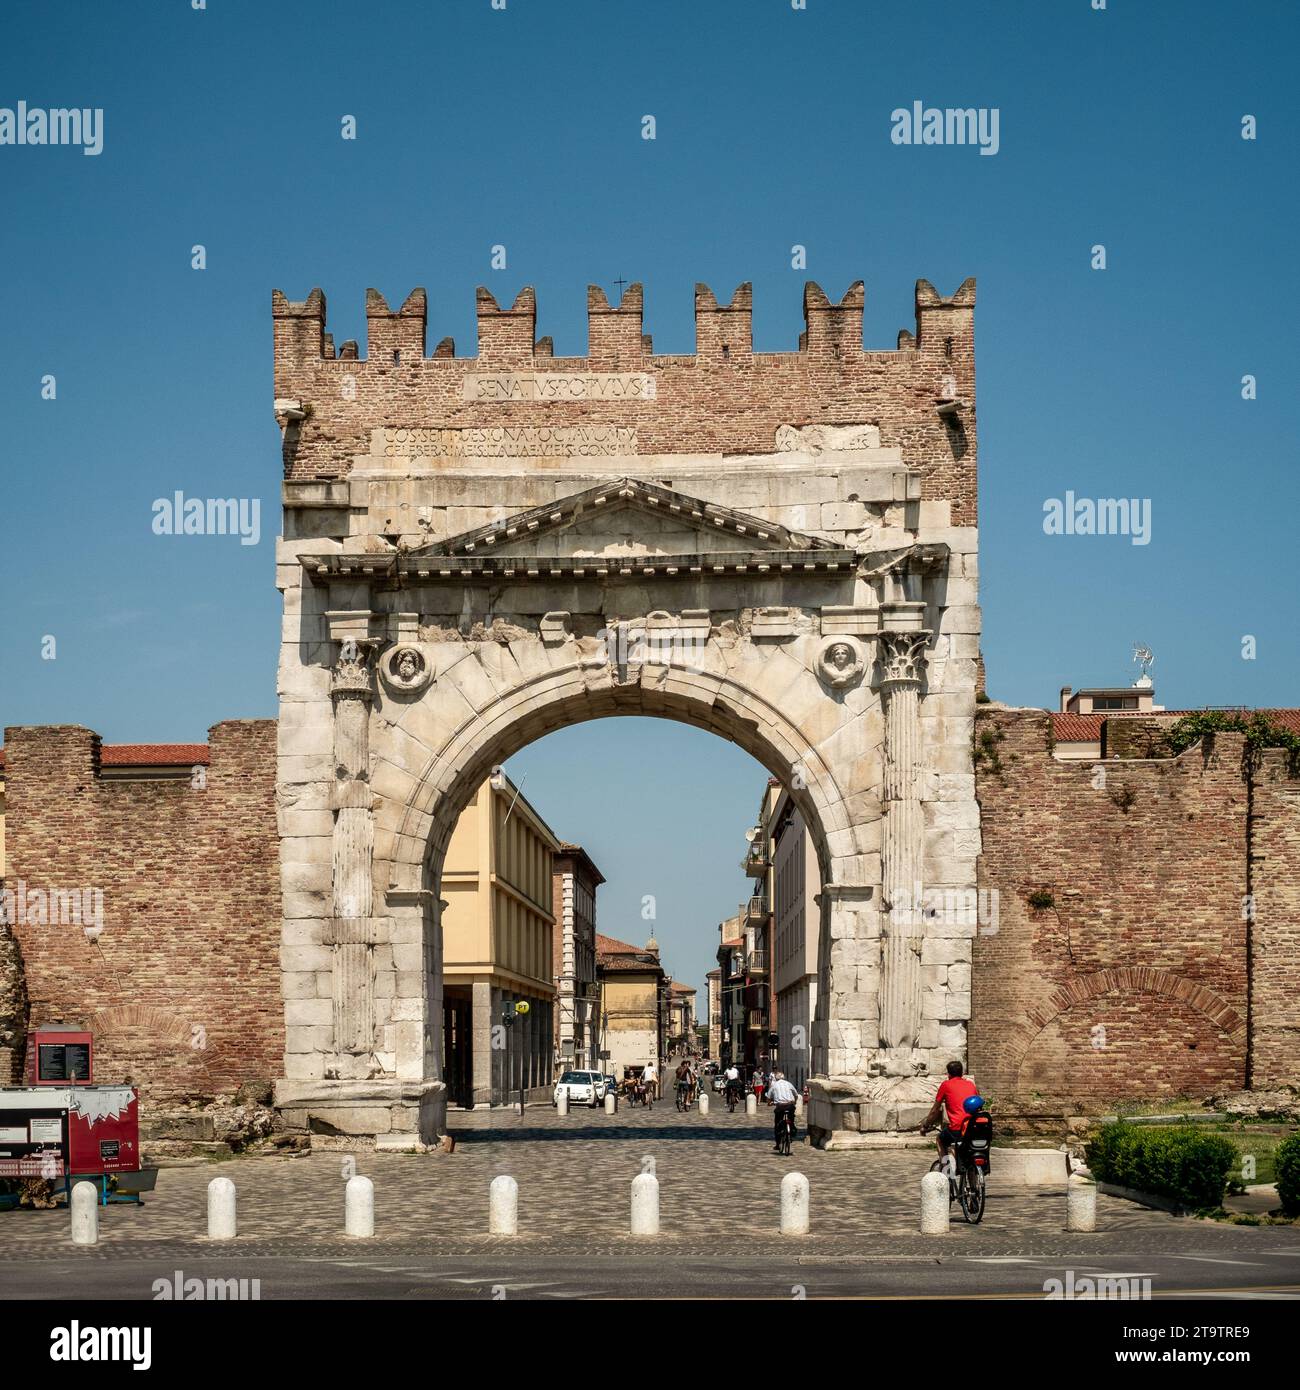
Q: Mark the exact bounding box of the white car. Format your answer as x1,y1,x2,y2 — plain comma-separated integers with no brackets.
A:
553,1070,607,1107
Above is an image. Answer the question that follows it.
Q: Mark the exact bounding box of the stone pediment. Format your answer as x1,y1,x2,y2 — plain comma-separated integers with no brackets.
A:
417,478,840,561
300,479,857,583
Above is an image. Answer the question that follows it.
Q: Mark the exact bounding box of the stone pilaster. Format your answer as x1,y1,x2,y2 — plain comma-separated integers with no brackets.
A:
878,617,930,1062
327,636,379,1057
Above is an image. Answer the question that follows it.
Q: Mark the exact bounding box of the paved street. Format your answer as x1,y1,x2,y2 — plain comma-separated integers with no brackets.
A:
3,1103,1299,1299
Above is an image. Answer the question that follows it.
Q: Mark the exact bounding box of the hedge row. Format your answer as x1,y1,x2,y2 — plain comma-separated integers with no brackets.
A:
1277,1134,1300,1216
1085,1123,1236,1211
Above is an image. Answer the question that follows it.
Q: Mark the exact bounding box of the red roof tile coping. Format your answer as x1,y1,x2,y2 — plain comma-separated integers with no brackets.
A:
0,742,210,772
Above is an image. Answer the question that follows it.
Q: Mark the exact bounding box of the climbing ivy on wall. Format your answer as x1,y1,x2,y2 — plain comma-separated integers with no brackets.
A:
1165,711,1300,773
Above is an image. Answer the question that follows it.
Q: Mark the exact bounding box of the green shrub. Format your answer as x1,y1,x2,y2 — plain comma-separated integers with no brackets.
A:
1276,1134,1300,1216
1085,1122,1236,1211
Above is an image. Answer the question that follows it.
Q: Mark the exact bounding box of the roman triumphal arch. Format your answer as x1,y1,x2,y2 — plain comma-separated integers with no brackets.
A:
271,277,980,1148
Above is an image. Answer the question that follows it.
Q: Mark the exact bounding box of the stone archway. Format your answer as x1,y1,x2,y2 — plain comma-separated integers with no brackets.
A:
270,276,981,1147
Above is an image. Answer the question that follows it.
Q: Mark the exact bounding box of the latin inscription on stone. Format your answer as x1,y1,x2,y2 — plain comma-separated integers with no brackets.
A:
462,372,656,403
379,426,638,459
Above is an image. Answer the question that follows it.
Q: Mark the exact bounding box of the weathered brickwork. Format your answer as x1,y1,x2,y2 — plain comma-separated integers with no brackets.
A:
272,281,978,527
2,722,282,1106
1252,748,1300,1088
972,709,1299,1106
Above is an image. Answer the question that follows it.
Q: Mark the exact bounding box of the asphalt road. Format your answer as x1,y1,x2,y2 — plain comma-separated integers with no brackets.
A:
7,1245,1300,1301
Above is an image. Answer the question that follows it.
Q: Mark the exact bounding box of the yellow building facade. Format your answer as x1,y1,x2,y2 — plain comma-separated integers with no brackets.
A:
441,772,560,1107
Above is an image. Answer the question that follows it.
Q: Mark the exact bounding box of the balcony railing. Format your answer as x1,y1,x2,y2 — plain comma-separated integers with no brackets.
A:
746,1009,766,1031
743,895,767,927
747,949,768,975
742,841,769,877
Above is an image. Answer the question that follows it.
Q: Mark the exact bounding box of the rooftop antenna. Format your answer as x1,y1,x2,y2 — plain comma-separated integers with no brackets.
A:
1132,643,1154,688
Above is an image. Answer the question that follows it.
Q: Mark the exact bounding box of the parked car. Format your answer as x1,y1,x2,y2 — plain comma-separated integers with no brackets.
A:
711,1074,728,1093
553,1070,606,1107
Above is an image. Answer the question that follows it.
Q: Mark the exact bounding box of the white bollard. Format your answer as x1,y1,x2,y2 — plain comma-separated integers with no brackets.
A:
1066,1175,1097,1232
345,1174,374,1238
70,1180,99,1246
746,1092,757,1117
556,1090,569,1117
698,1091,709,1115
920,1170,950,1235
780,1171,809,1235
490,1175,518,1235
207,1176,237,1240
630,1172,659,1236
795,1092,804,1118
604,1091,616,1115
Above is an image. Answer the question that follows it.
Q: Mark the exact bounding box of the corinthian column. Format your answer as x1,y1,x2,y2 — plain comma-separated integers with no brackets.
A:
878,626,930,1053
328,636,379,1056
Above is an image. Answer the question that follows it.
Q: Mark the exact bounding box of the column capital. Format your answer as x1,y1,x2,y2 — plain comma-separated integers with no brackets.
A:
878,630,930,686
331,636,381,700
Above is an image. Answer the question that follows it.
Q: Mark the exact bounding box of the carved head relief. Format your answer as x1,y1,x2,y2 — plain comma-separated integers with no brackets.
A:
380,643,433,696
817,636,865,690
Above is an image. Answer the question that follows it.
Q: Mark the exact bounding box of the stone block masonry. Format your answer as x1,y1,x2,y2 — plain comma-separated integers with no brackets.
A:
1,722,282,1106
274,274,983,1146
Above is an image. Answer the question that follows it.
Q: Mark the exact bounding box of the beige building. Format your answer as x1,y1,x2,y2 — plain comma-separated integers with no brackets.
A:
705,968,721,1059
441,772,560,1107
667,981,697,1052
596,934,664,1077
771,786,820,1088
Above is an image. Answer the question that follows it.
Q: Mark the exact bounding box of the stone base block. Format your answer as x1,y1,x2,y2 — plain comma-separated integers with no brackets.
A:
807,1073,938,1149
274,1077,447,1145
989,1147,1069,1187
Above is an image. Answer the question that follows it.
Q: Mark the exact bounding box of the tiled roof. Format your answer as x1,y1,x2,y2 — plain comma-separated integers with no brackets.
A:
0,742,209,771
1051,709,1300,743
595,932,642,954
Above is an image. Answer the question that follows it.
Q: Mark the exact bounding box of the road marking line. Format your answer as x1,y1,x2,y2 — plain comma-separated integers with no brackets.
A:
1168,1255,1266,1267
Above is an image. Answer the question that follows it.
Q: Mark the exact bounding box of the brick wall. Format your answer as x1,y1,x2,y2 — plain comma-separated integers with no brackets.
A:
272,279,978,526
972,709,1279,1107
2,722,282,1107
1252,748,1300,1087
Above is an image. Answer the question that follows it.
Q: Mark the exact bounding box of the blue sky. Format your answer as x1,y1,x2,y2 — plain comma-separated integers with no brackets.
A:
1,0,1296,997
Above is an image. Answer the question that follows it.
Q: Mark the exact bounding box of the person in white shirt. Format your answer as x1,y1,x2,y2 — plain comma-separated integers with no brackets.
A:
723,1062,743,1107
768,1071,799,1151
642,1060,658,1102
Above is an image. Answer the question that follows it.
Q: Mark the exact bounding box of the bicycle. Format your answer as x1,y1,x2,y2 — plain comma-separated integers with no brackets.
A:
675,1082,691,1112
774,1107,794,1156
929,1143,986,1224
726,1082,743,1113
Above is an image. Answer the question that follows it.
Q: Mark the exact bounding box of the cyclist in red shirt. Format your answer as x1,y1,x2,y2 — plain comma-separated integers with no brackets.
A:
919,1060,980,1163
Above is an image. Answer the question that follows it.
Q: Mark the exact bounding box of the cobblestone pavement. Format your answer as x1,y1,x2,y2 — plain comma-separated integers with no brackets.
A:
3,1104,1299,1266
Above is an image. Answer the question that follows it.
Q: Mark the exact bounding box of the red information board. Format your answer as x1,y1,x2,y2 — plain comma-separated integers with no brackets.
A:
23,1028,94,1086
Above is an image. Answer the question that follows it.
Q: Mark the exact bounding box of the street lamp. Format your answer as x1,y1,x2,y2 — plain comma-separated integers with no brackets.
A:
500,1000,530,1116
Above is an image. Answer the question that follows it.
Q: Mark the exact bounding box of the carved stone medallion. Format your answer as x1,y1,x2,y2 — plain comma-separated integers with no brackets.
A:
379,643,433,696
817,636,865,690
